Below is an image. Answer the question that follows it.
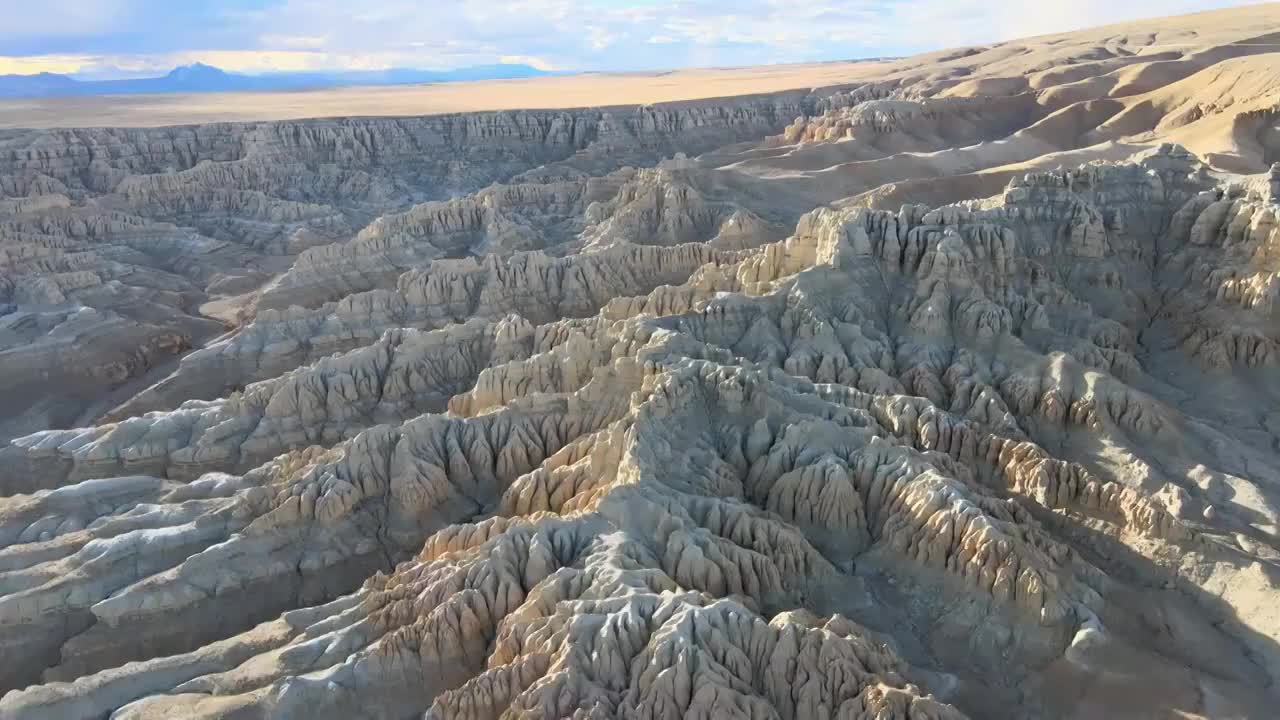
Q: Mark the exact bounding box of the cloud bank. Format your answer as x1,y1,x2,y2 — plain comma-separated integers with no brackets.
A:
0,0,1264,77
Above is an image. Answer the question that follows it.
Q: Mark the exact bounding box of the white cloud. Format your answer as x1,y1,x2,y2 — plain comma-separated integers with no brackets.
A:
0,54,99,75
499,55,559,71
0,0,1268,76
259,34,328,50
587,26,624,51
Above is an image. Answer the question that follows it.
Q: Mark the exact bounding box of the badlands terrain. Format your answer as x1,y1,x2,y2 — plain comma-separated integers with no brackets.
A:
1,3,1280,718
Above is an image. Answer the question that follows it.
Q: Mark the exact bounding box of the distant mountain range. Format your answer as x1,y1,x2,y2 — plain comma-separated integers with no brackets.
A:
0,62,555,98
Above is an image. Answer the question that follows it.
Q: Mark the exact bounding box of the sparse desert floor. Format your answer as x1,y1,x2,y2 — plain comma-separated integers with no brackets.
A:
0,61,890,129
1,4,1280,719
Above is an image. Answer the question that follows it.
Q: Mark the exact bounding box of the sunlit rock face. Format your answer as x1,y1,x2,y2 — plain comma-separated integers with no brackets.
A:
3,6,1280,719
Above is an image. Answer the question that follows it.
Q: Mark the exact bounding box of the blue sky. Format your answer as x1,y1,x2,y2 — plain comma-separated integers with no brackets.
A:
0,0,1264,77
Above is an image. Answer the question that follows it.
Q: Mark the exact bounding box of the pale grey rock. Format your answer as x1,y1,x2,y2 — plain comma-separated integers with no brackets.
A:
2,19,1280,719
0,92,818,442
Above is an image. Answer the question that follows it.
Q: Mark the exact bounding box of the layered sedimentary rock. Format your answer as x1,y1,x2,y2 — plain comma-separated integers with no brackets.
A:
2,142,1279,718
577,165,783,251
3,7,1280,720
0,93,814,442
88,241,738,424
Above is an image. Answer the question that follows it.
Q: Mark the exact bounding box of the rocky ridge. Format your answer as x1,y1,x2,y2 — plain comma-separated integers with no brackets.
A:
2,7,1280,719
0,93,814,442
1,145,1278,718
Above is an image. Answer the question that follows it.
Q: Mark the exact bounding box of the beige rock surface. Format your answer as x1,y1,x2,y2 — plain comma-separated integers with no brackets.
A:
2,5,1280,720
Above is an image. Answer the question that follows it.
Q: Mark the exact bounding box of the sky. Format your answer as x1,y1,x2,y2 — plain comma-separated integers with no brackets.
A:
0,0,1266,78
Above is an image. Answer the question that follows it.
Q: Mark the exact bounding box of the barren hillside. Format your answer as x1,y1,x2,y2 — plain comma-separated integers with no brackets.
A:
1,4,1279,719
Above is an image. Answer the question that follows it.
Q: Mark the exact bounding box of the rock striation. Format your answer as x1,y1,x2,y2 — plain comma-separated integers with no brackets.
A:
0,93,814,442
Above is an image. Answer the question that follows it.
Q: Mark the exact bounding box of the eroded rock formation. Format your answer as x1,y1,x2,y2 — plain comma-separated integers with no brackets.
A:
2,6,1280,719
